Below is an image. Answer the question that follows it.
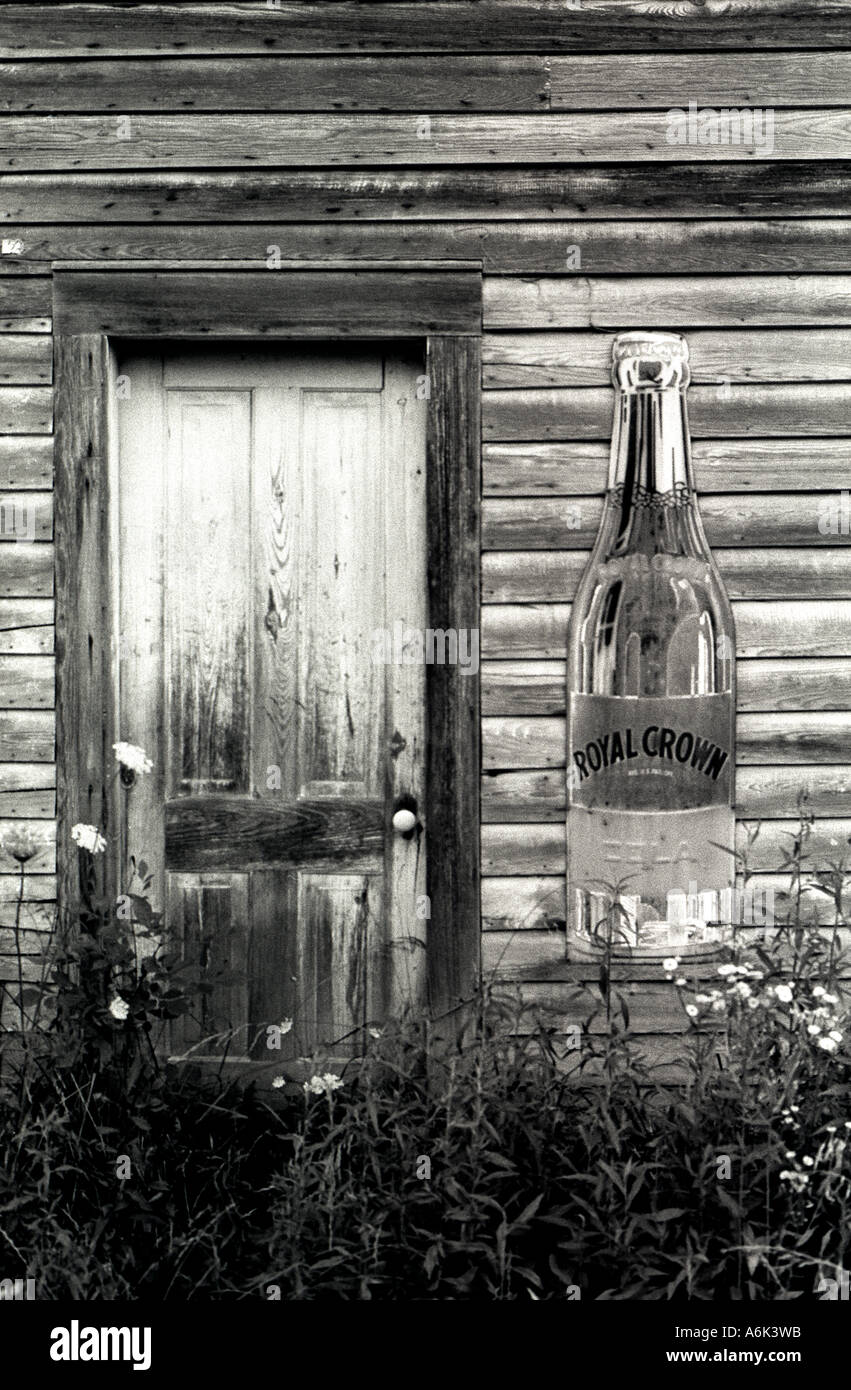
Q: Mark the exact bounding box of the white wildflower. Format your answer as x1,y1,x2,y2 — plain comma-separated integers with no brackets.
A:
818,1036,838,1053
774,984,794,1004
802,1156,814,1167
113,742,154,775
728,982,752,1000
71,823,107,854
662,957,680,973
717,963,739,976
780,1170,810,1192
108,996,129,1021
278,1018,293,1035
271,1075,286,1089
685,1004,699,1019
303,1073,344,1096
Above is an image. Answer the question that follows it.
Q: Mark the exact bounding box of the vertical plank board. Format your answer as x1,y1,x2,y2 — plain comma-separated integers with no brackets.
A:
115,354,166,910
426,334,481,1026
54,332,117,916
383,353,429,1015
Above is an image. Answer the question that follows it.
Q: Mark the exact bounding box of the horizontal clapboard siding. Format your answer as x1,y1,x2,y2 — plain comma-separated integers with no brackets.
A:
0,56,553,112
0,491,52,534
0,436,52,488
484,553,851,602
480,876,848,935
481,602,851,658
2,3,850,55
4,166,851,223
2,53,851,113
1,1,850,1041
0,279,52,314
482,766,851,823
0,335,51,384
4,112,851,169
0,655,54,707
487,975,851,1030
7,222,851,273
486,388,851,440
483,497,851,545
482,659,851,714
0,388,53,433
0,762,54,817
485,277,851,329
0,711,54,761
0,600,54,653
483,329,851,385
482,820,851,876
0,546,53,599
484,439,851,492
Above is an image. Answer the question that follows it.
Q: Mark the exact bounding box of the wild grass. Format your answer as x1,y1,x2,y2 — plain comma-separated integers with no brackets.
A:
0,808,849,1300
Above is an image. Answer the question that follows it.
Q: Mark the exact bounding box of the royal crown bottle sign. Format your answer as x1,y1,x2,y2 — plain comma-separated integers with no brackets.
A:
566,332,736,959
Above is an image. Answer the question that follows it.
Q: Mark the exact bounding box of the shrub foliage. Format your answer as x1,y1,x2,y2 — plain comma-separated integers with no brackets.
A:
1,813,849,1300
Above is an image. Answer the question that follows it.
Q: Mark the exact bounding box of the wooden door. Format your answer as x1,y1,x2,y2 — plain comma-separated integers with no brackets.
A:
114,345,427,1063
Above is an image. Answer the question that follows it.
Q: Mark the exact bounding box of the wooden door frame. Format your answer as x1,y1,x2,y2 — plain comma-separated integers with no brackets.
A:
53,267,482,1026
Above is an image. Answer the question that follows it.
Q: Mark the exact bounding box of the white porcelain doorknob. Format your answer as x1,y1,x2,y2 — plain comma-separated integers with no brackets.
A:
392,808,417,835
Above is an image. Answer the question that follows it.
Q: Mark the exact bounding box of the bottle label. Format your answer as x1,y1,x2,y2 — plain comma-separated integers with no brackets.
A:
568,692,733,811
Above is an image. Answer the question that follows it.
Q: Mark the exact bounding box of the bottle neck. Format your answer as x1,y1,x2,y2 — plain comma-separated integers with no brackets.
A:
607,385,694,495
602,385,703,559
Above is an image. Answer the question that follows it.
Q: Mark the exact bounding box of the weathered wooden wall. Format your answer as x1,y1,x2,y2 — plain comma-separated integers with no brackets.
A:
1,2,850,1054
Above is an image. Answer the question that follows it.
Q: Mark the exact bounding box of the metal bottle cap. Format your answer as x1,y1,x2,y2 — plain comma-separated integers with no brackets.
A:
612,331,690,390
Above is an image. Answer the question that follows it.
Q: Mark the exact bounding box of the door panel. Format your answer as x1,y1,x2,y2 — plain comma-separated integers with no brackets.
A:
168,873,250,1054
116,345,427,1062
257,381,386,802
298,390,383,798
165,389,252,795
298,872,382,1056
